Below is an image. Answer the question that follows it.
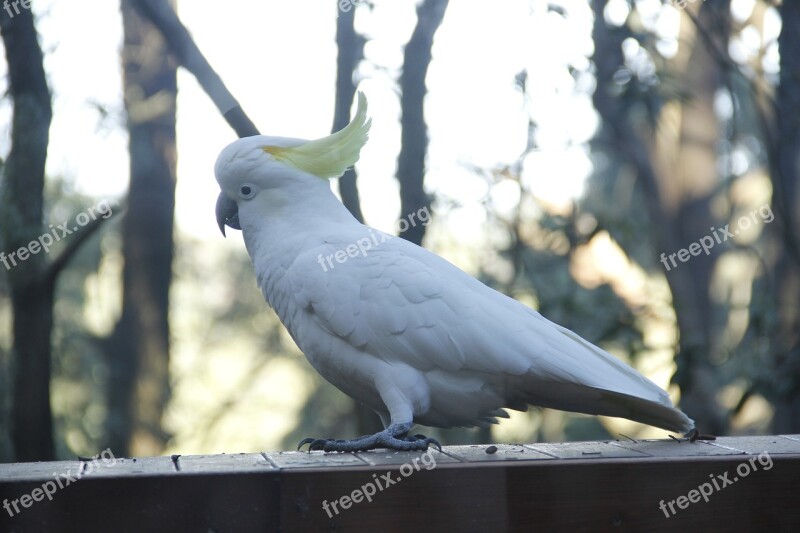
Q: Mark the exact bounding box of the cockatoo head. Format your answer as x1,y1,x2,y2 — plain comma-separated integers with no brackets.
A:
214,92,371,235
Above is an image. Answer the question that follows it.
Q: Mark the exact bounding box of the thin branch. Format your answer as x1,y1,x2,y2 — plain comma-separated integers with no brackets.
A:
45,207,124,288
129,0,260,137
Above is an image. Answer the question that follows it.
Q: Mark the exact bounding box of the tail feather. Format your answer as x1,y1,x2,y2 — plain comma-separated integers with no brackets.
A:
504,373,695,434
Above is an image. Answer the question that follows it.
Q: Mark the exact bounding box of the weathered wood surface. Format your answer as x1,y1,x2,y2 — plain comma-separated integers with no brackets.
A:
1,435,799,532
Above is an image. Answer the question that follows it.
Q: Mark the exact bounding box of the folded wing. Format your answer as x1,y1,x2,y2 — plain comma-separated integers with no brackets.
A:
285,229,694,433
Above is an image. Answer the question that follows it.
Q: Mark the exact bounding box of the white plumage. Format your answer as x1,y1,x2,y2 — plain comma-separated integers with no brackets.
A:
214,94,693,450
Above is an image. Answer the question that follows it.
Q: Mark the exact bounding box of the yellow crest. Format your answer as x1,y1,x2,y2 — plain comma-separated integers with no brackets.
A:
263,92,371,179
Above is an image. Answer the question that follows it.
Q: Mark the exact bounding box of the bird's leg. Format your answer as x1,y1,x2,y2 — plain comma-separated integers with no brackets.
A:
298,422,441,453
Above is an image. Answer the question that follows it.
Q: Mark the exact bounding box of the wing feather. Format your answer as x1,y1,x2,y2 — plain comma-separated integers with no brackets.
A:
282,230,689,430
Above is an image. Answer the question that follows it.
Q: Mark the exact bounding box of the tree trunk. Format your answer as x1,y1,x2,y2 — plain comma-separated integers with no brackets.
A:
590,0,729,433
0,6,55,461
106,0,178,456
334,6,366,223
653,1,731,435
771,1,800,432
397,0,448,245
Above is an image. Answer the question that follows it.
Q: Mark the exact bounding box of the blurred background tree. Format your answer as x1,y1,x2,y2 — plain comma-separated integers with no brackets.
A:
0,0,796,462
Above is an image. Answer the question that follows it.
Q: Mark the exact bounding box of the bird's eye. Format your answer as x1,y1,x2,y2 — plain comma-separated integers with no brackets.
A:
238,184,256,200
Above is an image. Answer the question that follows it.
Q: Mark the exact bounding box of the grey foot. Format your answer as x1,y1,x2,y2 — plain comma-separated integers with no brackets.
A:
671,428,717,442
298,422,441,453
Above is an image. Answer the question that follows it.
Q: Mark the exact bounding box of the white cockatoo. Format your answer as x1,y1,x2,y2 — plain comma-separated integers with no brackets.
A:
214,93,697,452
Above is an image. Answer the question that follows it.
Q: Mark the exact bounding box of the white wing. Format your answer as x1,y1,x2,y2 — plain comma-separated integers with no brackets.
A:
276,228,693,433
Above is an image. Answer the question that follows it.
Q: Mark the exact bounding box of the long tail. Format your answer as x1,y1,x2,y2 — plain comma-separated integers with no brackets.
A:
498,318,697,433
504,373,695,433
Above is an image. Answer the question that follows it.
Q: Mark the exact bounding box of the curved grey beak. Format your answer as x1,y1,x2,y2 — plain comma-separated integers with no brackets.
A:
215,192,241,236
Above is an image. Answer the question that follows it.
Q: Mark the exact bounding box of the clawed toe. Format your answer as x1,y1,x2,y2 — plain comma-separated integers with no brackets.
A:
670,428,717,443
297,423,442,453
298,437,334,451
297,437,315,451
406,434,441,450
420,437,442,451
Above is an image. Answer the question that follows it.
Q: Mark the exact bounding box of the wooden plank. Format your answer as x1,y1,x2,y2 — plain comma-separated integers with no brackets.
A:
0,472,281,532
80,456,175,478
524,440,651,459
278,455,800,531
264,450,368,469
708,435,800,454
0,461,81,482
175,453,275,473
609,438,743,457
354,449,460,466
1,436,800,532
438,443,552,462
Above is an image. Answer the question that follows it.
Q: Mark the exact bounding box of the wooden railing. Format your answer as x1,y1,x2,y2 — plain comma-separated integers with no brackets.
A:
1,435,799,531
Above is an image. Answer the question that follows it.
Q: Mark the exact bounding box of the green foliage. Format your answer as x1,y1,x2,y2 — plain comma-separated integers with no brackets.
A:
0,173,114,459
46,179,115,458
